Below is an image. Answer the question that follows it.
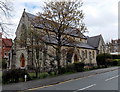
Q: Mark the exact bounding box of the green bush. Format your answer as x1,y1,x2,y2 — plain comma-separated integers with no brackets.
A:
59,62,85,74
2,69,31,84
112,59,120,66
39,72,49,79
49,72,55,76
66,64,76,73
2,59,7,69
74,62,84,72
59,64,76,74
112,55,120,59
96,53,112,67
59,67,66,74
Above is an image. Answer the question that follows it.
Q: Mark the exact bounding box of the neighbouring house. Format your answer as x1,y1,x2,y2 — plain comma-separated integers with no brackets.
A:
87,35,106,54
2,37,12,68
9,10,106,71
106,39,120,54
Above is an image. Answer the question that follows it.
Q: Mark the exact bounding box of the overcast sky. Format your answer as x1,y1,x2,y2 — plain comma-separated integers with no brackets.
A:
4,0,119,43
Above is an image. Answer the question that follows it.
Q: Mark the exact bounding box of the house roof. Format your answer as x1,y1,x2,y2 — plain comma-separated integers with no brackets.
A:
76,42,95,49
87,35,102,48
42,35,95,49
25,12,96,49
2,38,12,47
16,11,99,50
25,12,86,39
65,42,95,49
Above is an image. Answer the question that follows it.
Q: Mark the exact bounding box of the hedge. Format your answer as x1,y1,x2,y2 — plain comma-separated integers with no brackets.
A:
112,59,120,66
96,53,112,67
74,62,84,72
59,62,84,74
112,55,120,59
2,69,31,84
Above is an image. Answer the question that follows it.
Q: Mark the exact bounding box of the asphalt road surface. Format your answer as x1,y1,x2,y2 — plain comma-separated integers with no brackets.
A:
28,69,120,91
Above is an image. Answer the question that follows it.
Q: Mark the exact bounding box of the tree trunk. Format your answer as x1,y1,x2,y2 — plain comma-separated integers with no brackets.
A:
35,69,38,78
56,46,61,74
43,45,47,72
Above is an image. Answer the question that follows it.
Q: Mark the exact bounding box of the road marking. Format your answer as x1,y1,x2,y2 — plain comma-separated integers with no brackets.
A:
26,68,118,91
28,84,55,91
73,84,96,92
28,80,74,91
27,75,95,91
105,75,119,81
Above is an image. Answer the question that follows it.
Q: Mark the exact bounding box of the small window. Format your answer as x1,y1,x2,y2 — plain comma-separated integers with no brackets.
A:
93,51,95,58
82,50,84,57
89,51,92,59
85,50,87,58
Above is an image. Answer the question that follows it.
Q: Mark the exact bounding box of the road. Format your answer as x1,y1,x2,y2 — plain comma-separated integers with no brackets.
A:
27,68,120,92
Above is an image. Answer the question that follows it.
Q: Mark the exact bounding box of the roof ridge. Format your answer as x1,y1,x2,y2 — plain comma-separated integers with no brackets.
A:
89,34,101,38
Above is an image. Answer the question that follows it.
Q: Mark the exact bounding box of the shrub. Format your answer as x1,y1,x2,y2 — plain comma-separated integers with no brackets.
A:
112,59,120,66
39,72,49,79
74,62,84,72
66,64,76,73
59,64,76,74
2,70,10,84
96,53,112,67
59,62,85,74
2,59,7,69
49,72,55,76
2,69,31,84
112,55,120,59
59,67,66,74
112,61,118,66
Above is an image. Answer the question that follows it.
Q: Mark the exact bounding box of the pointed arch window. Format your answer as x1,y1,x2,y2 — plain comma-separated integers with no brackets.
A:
20,53,25,67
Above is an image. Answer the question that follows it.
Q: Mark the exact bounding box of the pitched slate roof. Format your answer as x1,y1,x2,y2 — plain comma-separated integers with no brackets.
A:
42,35,95,49
26,12,36,20
24,12,96,49
87,35,102,48
76,42,95,49
66,42,95,49
25,12,86,39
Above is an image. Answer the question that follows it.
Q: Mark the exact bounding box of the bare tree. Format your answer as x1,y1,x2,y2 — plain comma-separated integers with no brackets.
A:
34,0,87,74
0,0,13,34
24,26,56,77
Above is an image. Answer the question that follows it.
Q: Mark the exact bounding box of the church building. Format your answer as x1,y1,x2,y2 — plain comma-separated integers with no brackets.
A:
10,10,106,71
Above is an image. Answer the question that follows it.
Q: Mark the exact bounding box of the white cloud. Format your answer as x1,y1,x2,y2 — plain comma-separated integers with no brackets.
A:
4,0,119,42
83,0,118,42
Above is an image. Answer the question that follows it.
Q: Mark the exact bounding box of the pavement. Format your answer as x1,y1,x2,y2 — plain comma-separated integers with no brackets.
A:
2,66,119,92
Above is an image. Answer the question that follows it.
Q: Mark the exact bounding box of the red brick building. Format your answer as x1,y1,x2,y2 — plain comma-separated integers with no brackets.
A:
1,37,12,69
2,38,12,59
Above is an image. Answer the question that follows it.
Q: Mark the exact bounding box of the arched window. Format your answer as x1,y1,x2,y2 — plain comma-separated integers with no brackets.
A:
20,53,25,67
93,51,95,58
74,54,79,63
66,48,74,63
82,50,84,60
89,51,92,60
85,50,87,58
